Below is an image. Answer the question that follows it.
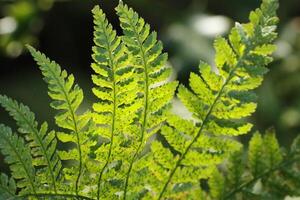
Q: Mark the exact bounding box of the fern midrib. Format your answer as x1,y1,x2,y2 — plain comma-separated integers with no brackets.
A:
157,49,251,199
96,20,118,200
42,63,83,196
123,14,150,200
224,153,300,199
8,103,58,193
3,133,37,196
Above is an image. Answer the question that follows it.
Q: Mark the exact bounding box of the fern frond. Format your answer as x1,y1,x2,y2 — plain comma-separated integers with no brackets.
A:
116,2,178,199
152,0,279,198
0,173,18,199
0,124,37,196
27,46,94,196
91,6,140,199
0,95,62,193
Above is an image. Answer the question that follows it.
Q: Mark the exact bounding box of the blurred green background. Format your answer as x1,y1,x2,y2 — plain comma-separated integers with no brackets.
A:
0,0,299,162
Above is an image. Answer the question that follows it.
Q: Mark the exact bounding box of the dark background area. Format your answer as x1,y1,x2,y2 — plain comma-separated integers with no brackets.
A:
0,0,300,170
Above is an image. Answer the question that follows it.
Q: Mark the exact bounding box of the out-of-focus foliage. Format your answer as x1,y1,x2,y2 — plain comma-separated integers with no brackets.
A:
208,129,300,200
0,0,54,57
256,17,300,145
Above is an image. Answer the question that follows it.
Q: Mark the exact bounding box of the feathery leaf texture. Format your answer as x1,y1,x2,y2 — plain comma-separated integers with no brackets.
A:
0,0,292,199
91,6,140,199
115,2,178,199
27,45,95,196
145,0,280,198
0,124,36,196
0,95,62,193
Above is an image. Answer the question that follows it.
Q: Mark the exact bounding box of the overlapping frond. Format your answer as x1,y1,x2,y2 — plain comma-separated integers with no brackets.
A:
142,0,279,199
0,124,37,196
0,95,62,193
90,6,140,199
208,129,300,200
27,46,94,195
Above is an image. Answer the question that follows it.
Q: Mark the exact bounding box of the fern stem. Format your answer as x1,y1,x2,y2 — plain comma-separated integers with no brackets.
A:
71,101,82,197
3,133,38,197
224,154,299,199
22,193,95,200
123,12,150,200
43,64,83,196
10,105,58,193
96,19,118,200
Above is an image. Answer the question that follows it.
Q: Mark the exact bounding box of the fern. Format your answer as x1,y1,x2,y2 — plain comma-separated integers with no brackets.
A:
208,129,300,200
0,95,62,193
0,0,296,199
143,0,279,199
27,46,97,197
91,6,140,199
115,3,178,199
